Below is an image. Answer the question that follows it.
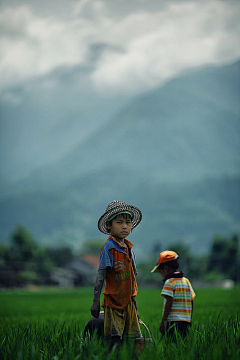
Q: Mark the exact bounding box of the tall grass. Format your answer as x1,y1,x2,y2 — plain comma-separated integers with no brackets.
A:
0,287,239,359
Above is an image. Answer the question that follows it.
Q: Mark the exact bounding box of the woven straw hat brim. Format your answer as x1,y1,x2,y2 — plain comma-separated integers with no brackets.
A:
98,204,142,234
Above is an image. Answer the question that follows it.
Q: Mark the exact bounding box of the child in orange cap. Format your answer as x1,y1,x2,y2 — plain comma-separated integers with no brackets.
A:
151,250,196,339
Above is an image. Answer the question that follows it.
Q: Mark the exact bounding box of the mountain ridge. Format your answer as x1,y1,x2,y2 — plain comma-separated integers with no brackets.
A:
7,59,239,197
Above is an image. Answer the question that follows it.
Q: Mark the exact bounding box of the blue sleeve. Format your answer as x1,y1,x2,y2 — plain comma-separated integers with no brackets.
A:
98,246,114,270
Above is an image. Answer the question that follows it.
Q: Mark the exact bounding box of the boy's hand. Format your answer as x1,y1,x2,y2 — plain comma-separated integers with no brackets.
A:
159,319,167,333
160,295,172,333
91,301,100,318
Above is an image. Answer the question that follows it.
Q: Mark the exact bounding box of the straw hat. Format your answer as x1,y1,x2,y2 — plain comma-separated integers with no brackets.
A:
98,200,142,234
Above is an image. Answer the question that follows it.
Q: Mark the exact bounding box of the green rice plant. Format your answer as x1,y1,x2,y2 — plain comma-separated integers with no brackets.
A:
0,287,239,359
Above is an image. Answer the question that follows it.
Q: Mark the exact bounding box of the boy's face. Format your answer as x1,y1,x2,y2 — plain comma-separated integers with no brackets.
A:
159,266,169,278
106,214,132,241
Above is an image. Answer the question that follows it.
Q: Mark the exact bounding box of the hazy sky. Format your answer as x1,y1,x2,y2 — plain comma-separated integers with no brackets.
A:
1,0,240,94
0,0,240,181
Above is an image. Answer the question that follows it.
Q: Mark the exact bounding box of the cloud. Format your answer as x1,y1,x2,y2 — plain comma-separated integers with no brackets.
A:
0,0,240,95
91,1,240,94
0,4,90,89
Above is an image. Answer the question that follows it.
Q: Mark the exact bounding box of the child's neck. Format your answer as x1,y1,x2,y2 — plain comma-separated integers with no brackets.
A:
163,270,183,282
166,269,178,277
117,238,125,245
111,235,125,246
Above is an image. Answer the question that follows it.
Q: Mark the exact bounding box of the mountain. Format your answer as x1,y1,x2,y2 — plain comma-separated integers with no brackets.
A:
0,62,132,182
9,60,240,195
0,60,239,259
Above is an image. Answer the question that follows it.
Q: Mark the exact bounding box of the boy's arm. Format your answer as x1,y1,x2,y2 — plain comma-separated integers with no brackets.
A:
90,268,107,318
159,295,173,333
189,300,194,327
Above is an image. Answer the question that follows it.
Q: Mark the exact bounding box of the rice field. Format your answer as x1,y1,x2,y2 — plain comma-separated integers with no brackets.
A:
0,286,239,360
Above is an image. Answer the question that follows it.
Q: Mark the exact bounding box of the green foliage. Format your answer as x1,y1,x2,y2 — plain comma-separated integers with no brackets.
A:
9,226,37,265
0,287,239,360
208,234,239,281
138,234,240,284
48,246,73,267
80,239,103,255
0,244,8,266
0,225,74,287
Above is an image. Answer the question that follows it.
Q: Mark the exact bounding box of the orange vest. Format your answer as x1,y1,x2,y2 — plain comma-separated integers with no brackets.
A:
100,236,138,309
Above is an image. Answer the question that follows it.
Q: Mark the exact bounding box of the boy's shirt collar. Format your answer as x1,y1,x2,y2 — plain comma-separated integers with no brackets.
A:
108,235,133,249
163,271,184,283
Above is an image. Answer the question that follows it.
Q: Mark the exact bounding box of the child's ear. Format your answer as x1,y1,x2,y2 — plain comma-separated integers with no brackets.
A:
106,221,111,230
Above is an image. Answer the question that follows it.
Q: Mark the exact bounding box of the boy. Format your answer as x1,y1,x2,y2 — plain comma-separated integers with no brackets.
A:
90,200,143,350
151,250,196,339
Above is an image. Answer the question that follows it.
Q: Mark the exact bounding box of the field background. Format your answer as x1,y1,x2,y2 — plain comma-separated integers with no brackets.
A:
0,286,240,360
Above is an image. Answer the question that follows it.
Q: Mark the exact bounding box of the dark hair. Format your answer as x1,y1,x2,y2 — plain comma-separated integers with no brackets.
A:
106,213,132,233
158,259,179,271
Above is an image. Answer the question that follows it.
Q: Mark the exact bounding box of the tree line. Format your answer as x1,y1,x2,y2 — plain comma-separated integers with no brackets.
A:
0,225,239,288
0,226,74,288
138,234,239,285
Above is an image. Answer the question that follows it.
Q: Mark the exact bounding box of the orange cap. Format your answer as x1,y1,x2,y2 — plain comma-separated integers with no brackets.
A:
151,250,179,273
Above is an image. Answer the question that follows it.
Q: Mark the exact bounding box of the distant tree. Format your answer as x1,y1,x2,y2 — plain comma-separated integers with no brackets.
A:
0,225,78,287
229,235,239,282
0,244,9,267
8,226,38,271
0,227,38,287
151,242,162,263
142,241,200,283
137,260,158,284
167,242,193,276
33,246,56,284
207,234,239,282
48,246,73,267
80,239,103,255
151,241,206,280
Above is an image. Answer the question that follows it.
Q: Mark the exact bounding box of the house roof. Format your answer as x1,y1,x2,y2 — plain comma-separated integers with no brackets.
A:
81,254,99,269
65,255,99,276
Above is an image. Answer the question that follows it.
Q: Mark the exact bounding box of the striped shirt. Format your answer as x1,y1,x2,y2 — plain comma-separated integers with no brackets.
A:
161,274,196,322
